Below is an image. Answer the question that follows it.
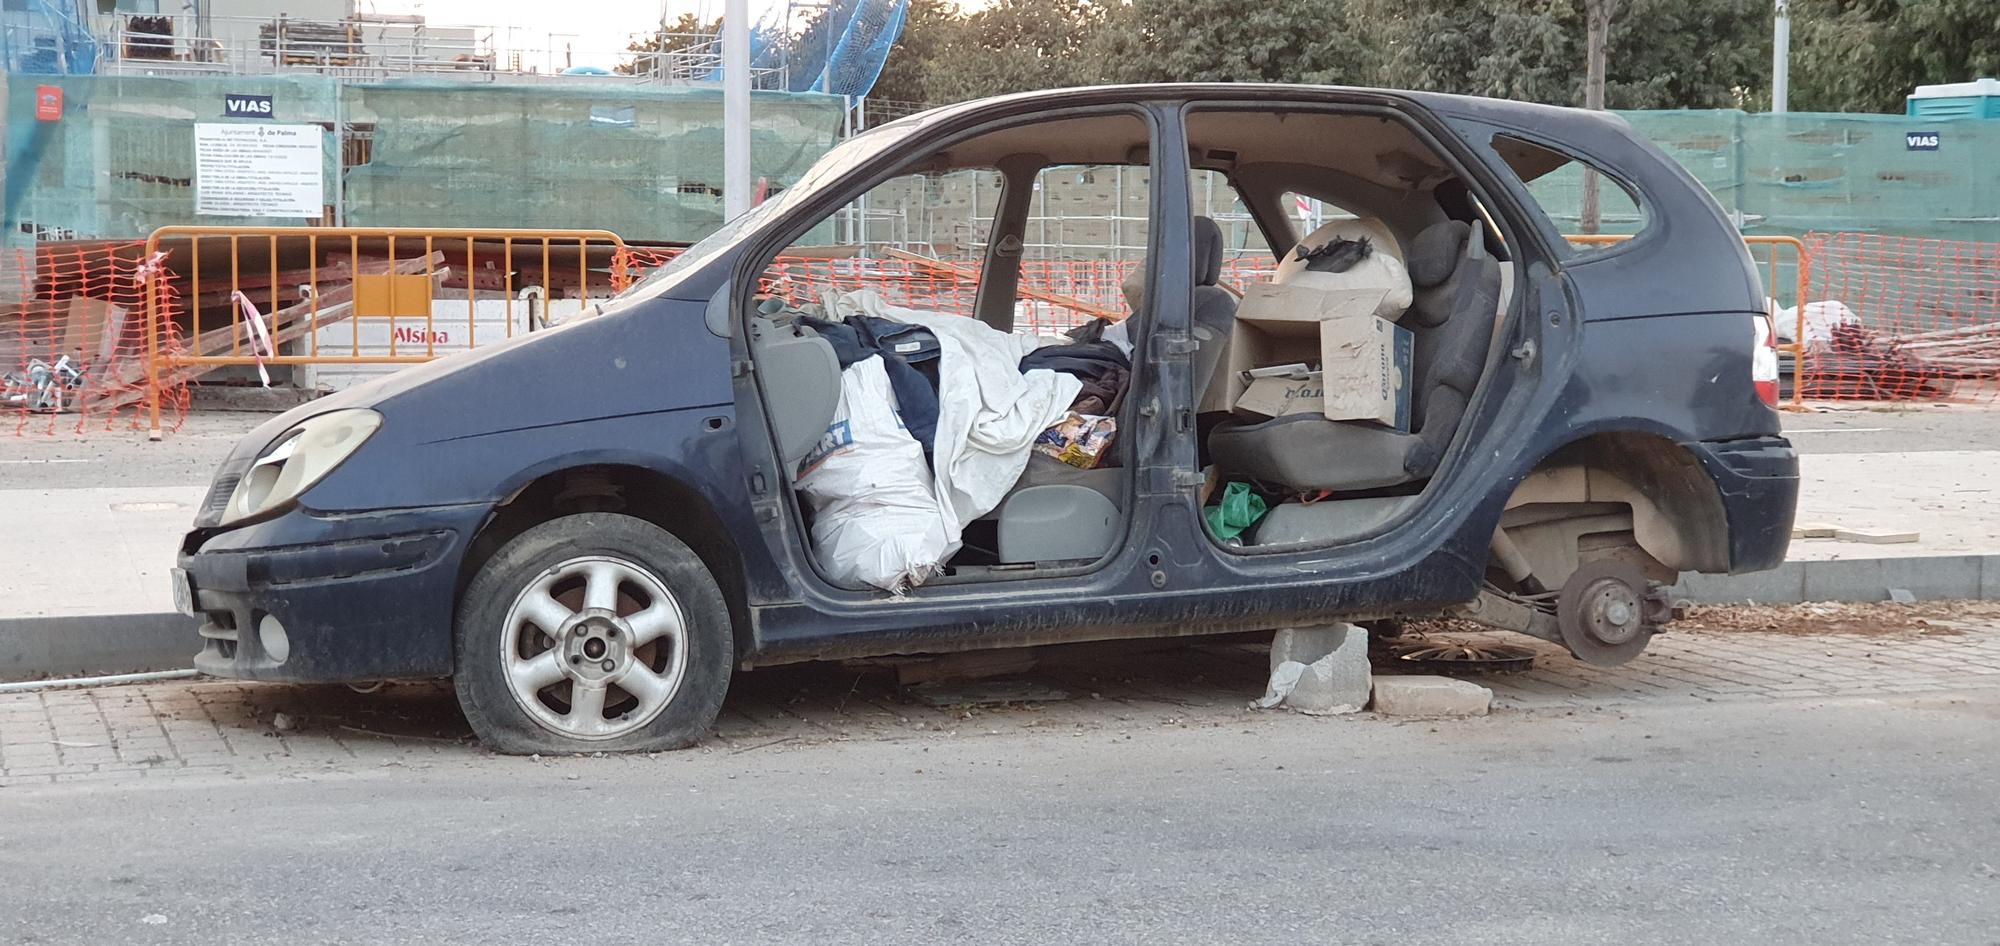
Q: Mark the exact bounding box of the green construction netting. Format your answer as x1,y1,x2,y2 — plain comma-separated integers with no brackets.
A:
2,74,843,247
341,80,844,238
1629,109,2000,243
4,79,1995,252
4,73,342,245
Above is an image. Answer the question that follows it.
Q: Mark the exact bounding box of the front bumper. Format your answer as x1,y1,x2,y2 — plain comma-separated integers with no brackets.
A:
1689,435,1799,574
179,502,490,683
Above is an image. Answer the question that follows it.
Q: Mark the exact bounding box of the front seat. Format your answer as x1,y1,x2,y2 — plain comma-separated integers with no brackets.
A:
1187,215,1239,412
992,217,1234,562
1206,219,1502,492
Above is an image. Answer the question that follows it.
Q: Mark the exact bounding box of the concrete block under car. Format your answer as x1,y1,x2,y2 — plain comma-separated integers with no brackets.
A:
1371,676,1493,717
1253,624,1370,715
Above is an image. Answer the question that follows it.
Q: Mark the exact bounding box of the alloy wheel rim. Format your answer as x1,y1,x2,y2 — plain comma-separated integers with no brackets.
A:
500,555,689,740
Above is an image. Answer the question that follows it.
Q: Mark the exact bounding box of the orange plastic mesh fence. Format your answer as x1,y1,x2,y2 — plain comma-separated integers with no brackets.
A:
1803,232,2000,402
715,254,1277,335
5,243,188,437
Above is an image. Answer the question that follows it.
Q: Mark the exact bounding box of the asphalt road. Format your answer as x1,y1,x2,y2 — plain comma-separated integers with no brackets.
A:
3,691,1996,945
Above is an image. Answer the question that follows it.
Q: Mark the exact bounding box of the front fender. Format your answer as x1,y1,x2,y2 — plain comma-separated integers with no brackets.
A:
304,407,750,514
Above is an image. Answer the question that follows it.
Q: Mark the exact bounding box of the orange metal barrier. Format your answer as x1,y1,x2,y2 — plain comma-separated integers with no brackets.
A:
141,226,631,438
4,242,187,436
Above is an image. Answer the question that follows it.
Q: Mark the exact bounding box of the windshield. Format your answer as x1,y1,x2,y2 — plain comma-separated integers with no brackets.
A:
605,115,941,308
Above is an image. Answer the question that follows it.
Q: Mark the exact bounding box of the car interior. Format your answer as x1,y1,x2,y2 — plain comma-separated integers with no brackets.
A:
742,105,1522,593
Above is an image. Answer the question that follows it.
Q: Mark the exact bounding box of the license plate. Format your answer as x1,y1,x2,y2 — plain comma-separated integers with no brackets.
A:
170,567,197,616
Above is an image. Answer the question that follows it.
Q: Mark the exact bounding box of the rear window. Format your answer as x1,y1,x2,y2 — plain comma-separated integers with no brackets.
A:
1491,134,1648,252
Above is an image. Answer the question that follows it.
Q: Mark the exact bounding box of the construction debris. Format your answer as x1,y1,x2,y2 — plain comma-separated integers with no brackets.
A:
1791,522,1920,545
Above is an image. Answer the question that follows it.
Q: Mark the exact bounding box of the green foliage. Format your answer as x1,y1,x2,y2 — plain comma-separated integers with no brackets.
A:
640,0,2000,113
1103,0,1373,85
1790,0,2000,112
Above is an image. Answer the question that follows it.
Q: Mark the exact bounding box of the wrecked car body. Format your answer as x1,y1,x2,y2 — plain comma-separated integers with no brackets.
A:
175,84,1799,752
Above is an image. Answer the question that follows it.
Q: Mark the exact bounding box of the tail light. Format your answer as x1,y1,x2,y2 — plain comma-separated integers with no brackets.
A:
1751,312,1780,407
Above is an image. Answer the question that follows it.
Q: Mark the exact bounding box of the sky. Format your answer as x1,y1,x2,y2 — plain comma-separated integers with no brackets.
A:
363,0,988,66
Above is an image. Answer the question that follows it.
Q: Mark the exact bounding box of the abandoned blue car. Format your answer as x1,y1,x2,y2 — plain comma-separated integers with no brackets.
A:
176,85,1797,753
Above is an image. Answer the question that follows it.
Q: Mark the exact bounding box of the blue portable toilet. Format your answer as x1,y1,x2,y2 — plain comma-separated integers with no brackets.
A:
1906,78,2000,119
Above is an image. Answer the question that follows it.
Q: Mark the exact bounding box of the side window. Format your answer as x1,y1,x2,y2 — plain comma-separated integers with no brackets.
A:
1490,134,1648,251
763,168,1002,318
1189,170,1269,258
1018,163,1152,335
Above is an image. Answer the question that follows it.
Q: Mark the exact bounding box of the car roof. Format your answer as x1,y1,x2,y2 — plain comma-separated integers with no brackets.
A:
901,83,1611,130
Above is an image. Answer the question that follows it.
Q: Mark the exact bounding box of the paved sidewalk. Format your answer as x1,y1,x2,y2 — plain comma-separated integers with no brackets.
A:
5,619,1997,787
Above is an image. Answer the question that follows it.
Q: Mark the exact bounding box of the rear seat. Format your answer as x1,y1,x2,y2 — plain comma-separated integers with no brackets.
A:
1208,219,1501,494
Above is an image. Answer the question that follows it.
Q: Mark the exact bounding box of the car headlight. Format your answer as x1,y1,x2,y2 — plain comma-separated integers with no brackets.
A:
220,409,383,526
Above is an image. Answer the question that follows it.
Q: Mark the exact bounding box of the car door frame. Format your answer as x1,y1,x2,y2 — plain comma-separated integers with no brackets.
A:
724,97,1233,663
1134,92,1579,611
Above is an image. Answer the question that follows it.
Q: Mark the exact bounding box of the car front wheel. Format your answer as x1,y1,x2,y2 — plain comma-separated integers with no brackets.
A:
453,513,733,754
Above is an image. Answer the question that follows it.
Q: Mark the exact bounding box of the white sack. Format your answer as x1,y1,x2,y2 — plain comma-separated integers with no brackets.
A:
832,290,1082,541
1771,299,1857,348
794,356,951,593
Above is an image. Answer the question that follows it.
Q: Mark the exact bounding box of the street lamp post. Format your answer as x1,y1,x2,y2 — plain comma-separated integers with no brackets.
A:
723,0,753,220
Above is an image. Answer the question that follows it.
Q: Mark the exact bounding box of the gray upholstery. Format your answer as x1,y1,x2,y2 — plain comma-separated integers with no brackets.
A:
996,485,1120,563
1210,414,1417,491
989,216,1231,552
1207,219,1501,492
1189,215,1239,410
1404,219,1467,289
748,317,841,469
1192,215,1224,288
1010,452,1123,505
1250,495,1417,546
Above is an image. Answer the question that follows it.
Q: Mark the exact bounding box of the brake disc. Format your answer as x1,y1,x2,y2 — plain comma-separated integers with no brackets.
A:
1557,559,1657,666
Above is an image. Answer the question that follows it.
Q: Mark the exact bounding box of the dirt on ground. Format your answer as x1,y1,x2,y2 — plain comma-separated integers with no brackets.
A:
1387,600,2000,641
1677,600,2000,637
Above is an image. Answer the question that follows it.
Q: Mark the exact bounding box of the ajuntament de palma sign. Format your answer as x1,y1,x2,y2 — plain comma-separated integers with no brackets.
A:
194,123,325,218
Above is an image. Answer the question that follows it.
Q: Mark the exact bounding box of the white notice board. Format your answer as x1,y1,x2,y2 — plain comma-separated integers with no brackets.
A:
194,123,325,218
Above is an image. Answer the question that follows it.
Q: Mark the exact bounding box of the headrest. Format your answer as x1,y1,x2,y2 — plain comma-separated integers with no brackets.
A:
1193,215,1223,288
1121,264,1145,313
1407,220,1472,289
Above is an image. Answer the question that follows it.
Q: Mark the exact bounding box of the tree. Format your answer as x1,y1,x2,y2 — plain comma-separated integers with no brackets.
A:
916,0,1120,103
1790,0,2000,112
1354,0,1765,109
869,0,969,104
1099,0,1373,85
1579,0,1619,232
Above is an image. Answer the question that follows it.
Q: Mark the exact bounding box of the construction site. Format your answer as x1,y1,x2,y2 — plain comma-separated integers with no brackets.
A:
4,3,2000,941
1,1,1997,430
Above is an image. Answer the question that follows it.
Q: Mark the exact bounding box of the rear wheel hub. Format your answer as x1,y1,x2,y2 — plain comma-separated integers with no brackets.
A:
1557,560,1664,666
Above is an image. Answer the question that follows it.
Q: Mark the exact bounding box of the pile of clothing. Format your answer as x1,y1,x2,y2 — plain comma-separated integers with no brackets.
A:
791,289,1134,593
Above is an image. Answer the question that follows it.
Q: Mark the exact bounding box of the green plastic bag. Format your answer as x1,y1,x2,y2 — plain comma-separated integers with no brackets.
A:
1204,481,1268,541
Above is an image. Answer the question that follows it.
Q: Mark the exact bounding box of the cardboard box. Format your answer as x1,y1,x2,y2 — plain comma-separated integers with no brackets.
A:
1204,281,1405,413
1237,281,1399,333
1204,319,1319,413
1234,371,1324,419
1319,315,1412,430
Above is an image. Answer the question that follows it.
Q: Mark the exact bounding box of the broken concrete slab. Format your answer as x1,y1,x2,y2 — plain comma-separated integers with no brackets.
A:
1252,624,1369,715
1833,528,1920,545
1372,676,1492,717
